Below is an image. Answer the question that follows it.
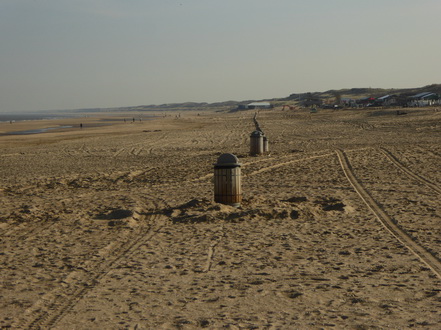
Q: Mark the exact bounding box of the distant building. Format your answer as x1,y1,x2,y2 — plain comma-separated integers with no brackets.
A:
341,98,357,107
356,97,376,107
408,92,440,107
238,102,272,110
374,95,399,107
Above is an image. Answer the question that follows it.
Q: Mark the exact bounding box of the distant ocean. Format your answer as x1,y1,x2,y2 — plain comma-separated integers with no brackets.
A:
0,111,157,135
0,112,81,135
0,112,76,123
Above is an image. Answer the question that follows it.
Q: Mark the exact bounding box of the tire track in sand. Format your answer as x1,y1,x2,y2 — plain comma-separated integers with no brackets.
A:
173,152,333,185
245,152,334,177
379,147,441,195
336,149,441,279
203,224,225,273
17,197,169,329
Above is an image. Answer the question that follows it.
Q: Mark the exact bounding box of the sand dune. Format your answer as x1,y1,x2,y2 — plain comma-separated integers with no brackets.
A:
1,107,440,328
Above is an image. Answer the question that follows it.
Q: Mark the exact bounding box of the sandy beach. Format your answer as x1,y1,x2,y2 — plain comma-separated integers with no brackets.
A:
1,107,440,329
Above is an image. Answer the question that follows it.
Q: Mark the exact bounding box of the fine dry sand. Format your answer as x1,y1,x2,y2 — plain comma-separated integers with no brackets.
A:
0,107,440,329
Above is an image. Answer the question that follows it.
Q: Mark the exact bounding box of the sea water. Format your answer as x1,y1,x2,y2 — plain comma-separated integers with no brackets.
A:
0,112,74,123
0,112,79,135
6,126,74,135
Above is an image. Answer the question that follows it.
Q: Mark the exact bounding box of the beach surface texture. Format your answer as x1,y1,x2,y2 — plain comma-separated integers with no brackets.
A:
1,107,440,329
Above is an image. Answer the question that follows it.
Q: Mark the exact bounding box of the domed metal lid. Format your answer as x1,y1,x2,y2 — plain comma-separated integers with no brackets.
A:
250,130,264,137
215,153,241,167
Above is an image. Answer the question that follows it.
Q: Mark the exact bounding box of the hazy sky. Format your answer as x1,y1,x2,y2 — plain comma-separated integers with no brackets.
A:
1,0,440,112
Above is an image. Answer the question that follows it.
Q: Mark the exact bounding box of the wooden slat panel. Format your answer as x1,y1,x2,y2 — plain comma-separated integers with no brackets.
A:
214,167,241,205
250,136,263,155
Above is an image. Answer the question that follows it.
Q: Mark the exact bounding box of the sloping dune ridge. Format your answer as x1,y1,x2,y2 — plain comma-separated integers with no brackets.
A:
1,107,440,329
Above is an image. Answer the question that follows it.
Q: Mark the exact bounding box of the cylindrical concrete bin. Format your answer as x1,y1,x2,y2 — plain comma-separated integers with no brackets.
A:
214,153,242,207
250,130,264,156
263,136,269,153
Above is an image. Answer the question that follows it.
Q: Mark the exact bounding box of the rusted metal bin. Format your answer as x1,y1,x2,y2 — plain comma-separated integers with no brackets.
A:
214,153,242,207
263,136,269,153
250,130,264,156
